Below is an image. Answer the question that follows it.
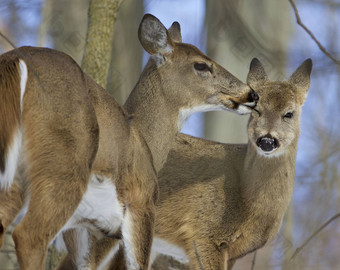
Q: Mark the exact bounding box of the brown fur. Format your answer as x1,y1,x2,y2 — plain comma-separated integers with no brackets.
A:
0,14,254,270
56,58,312,269
0,56,20,173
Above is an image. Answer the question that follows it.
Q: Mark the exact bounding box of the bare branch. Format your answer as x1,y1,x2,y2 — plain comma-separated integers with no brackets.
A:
291,213,340,260
250,251,257,270
288,0,340,65
0,31,17,49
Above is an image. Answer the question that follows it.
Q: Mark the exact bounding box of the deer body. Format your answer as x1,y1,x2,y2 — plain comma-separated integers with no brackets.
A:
151,132,296,267
55,58,311,270
0,15,255,270
149,58,311,269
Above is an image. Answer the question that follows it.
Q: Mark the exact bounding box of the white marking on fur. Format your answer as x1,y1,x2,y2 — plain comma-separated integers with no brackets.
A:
75,228,92,270
0,60,26,190
150,238,189,267
178,104,226,130
244,100,256,107
19,59,28,112
256,147,285,158
236,104,253,115
63,175,124,233
122,210,139,269
0,130,22,190
55,175,124,251
54,233,67,251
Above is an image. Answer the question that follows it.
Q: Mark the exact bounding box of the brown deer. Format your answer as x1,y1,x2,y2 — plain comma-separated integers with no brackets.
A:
55,57,312,270
0,14,256,270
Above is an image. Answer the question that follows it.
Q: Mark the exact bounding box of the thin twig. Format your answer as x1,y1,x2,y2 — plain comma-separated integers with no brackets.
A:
291,213,340,260
0,30,17,49
193,242,204,270
288,0,340,65
250,251,257,270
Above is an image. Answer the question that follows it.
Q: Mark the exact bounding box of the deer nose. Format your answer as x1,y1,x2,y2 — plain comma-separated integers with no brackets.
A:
256,134,279,152
249,90,259,103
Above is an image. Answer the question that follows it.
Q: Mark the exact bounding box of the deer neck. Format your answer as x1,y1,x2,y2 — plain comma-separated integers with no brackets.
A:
124,65,181,173
240,136,299,221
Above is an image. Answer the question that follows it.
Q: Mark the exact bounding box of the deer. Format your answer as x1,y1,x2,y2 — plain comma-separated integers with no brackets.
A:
53,57,312,270
0,14,256,270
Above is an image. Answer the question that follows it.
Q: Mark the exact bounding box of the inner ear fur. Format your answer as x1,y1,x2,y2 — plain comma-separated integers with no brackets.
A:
138,14,173,55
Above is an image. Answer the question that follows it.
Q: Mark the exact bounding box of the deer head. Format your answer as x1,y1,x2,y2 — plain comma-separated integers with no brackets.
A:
247,58,312,156
138,14,257,129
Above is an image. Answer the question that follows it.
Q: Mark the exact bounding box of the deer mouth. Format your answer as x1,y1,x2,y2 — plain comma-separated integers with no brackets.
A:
215,90,257,115
256,134,280,154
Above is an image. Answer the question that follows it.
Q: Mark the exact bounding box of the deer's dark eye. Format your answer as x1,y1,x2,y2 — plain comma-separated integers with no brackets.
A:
284,112,294,118
194,63,211,72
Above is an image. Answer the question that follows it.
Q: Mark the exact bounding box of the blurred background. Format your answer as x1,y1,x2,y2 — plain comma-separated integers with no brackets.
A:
0,0,339,269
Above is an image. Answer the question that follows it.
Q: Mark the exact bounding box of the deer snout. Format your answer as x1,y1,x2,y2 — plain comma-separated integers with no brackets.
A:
256,134,279,153
249,90,259,104
238,89,258,108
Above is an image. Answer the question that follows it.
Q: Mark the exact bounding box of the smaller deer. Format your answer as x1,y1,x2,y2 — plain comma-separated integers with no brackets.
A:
56,57,311,269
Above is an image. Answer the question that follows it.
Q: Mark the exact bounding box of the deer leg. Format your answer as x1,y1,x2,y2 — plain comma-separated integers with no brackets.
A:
0,180,25,248
56,228,94,270
121,201,155,270
12,168,90,270
108,243,127,270
12,134,96,269
56,230,120,270
188,241,228,270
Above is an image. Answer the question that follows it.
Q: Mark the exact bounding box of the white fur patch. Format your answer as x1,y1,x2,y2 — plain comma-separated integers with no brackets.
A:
54,176,124,268
122,210,139,269
19,59,28,112
236,104,253,115
150,238,189,267
0,60,26,190
61,175,124,235
75,228,92,270
178,104,226,130
244,100,256,107
256,147,284,158
0,130,22,190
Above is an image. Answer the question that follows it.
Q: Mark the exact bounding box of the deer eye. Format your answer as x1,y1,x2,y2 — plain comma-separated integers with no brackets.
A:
194,63,211,72
283,112,294,119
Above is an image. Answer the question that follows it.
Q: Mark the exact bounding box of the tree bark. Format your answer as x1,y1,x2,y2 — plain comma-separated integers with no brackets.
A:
107,0,143,104
81,0,124,88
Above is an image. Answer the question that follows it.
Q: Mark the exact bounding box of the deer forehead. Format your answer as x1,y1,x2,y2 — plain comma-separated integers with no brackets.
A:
257,83,298,112
172,43,212,62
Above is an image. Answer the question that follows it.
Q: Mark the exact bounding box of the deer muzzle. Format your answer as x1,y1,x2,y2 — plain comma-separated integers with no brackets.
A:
256,134,279,153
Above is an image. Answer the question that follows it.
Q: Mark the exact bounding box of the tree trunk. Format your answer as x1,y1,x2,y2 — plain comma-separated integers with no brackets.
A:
107,0,143,104
81,0,124,88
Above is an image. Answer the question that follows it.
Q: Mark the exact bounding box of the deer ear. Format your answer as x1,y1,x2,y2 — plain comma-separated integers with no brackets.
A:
247,58,268,88
289,58,312,93
168,21,182,43
138,14,173,56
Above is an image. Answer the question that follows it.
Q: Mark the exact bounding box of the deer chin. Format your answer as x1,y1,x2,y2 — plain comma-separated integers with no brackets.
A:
207,94,254,115
255,146,287,158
